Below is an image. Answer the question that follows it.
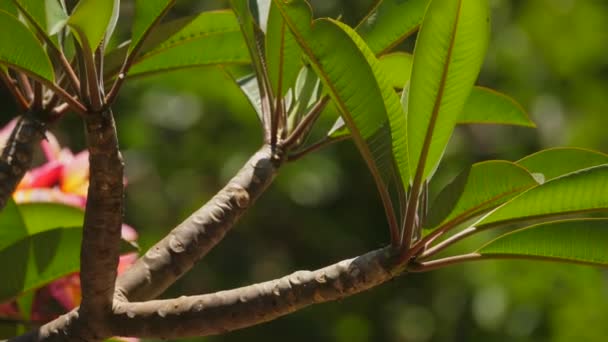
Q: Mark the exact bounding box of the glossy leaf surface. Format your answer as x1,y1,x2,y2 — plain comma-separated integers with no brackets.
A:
518,148,608,181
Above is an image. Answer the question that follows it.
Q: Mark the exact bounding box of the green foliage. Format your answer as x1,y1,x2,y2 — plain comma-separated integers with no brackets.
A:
129,0,175,54
67,0,117,50
0,10,55,81
461,87,535,127
479,219,608,267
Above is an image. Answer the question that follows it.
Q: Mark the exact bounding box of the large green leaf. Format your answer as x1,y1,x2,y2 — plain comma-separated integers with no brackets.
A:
0,10,55,81
129,0,175,53
0,199,28,251
379,52,413,90
357,0,430,55
407,0,490,182
274,0,409,193
266,2,302,96
0,227,81,302
518,148,608,182
14,0,68,37
128,11,250,77
67,0,117,50
478,219,608,267
460,87,535,127
18,202,84,235
426,161,538,229
479,165,608,227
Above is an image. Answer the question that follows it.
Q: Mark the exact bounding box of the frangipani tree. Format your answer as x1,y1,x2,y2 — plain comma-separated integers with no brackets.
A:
0,0,606,341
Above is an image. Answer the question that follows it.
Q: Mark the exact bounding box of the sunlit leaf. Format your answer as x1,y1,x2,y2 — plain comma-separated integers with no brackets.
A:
460,87,535,127
426,161,538,229
129,0,175,53
379,52,413,90
479,165,608,227
478,219,608,267
0,227,81,302
357,0,430,55
18,203,84,235
0,10,55,81
518,148,608,181
407,0,490,182
128,11,249,77
67,0,117,50
266,2,302,95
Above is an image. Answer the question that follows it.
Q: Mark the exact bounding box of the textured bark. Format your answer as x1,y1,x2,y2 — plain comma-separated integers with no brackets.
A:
79,109,124,338
110,247,399,338
0,113,46,210
115,145,283,301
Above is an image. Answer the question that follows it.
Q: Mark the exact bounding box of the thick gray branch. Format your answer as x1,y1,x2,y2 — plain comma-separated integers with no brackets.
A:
79,109,124,338
0,113,46,210
115,145,283,301
111,247,399,339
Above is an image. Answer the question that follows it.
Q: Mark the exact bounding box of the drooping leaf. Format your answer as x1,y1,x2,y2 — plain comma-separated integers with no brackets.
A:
479,165,608,227
518,148,608,182
67,0,117,50
0,227,81,302
266,2,302,96
274,0,409,194
357,0,430,55
425,161,538,229
478,219,608,267
407,0,490,182
128,11,250,77
129,0,175,54
460,87,535,127
0,10,55,81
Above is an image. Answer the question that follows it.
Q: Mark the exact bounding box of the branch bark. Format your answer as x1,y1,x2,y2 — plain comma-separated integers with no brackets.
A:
115,144,284,301
79,109,124,338
0,113,47,210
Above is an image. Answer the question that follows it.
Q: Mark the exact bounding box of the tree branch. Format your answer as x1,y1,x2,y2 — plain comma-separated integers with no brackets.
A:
115,144,284,301
111,247,399,339
79,109,124,336
0,113,47,210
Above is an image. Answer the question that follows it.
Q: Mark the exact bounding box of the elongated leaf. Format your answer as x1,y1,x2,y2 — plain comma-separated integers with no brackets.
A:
426,161,538,229
129,0,175,53
15,0,68,37
275,0,409,192
479,165,608,227
357,0,430,55
266,2,302,95
238,73,263,120
128,11,250,77
461,87,534,127
518,148,608,182
379,52,413,90
0,227,81,302
0,10,55,81
478,219,608,267
407,0,490,182
67,0,117,50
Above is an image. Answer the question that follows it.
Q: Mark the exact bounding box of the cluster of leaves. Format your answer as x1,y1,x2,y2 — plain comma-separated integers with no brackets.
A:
0,0,607,339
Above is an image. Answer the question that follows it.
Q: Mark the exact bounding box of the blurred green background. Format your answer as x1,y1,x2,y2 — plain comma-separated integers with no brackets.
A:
2,0,608,341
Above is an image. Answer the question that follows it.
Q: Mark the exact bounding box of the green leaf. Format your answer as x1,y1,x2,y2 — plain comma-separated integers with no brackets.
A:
266,2,302,96
67,0,117,50
0,227,81,302
18,202,84,235
15,0,68,37
479,165,608,227
357,0,430,55
288,65,321,125
407,0,490,182
0,1,17,16
460,87,535,127
478,219,608,267
275,0,409,193
0,10,55,81
238,73,264,121
128,11,250,77
129,0,175,53
426,161,538,229
379,52,413,90
0,199,28,251
518,148,608,182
